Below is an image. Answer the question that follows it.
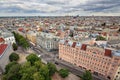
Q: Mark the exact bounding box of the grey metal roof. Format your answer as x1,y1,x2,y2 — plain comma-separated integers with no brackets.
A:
112,50,120,56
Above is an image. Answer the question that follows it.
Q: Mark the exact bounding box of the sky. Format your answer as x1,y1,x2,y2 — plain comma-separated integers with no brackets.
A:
0,0,120,16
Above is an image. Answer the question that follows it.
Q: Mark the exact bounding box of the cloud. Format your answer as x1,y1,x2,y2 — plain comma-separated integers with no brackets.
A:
82,0,120,12
0,0,119,16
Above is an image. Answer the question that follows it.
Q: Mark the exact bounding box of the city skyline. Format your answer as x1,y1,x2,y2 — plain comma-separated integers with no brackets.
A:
0,0,120,16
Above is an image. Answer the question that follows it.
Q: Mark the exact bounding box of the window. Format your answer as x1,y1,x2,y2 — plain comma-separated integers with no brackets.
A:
93,52,96,54
118,72,120,74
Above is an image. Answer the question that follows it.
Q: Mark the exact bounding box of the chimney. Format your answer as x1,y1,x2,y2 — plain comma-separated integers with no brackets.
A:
65,40,68,44
72,42,76,48
104,49,112,57
81,44,87,51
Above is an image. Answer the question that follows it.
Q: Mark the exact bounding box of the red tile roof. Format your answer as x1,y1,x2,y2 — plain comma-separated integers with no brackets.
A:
72,42,76,48
0,44,8,55
81,44,87,51
104,49,112,57
0,38,5,43
18,28,24,31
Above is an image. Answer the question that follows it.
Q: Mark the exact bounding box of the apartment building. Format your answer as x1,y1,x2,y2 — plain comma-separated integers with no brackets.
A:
114,66,120,80
108,33,120,41
0,44,13,72
0,28,16,44
59,40,120,80
37,32,60,51
26,30,37,44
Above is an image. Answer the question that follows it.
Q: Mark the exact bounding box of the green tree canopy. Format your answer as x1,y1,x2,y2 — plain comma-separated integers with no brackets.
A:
2,64,21,80
12,32,29,49
20,66,37,80
34,60,43,70
69,32,74,37
9,53,19,62
3,54,55,80
58,69,69,78
5,61,18,74
96,36,106,41
82,70,93,80
33,72,45,80
47,63,57,76
12,43,18,51
26,54,40,65
40,65,51,80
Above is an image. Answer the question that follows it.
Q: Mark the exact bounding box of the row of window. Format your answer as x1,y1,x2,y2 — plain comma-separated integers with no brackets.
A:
6,38,15,41
62,51,109,72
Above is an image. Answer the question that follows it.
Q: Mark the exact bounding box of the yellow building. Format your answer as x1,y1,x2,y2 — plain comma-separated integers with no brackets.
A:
26,30,37,45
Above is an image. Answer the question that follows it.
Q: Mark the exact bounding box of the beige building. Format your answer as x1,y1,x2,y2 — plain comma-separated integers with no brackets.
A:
59,40,120,80
114,66,120,80
26,30,37,45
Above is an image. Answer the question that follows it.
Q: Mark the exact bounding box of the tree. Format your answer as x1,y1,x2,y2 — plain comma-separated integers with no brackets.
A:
12,32,30,49
40,65,51,80
12,43,18,51
113,23,115,25
34,60,43,70
3,54,56,80
9,53,19,62
47,63,57,76
26,54,40,65
19,62,31,80
69,32,74,37
4,64,21,80
58,69,69,78
20,62,37,80
20,66,37,80
21,62,31,70
101,22,106,26
96,36,106,41
81,70,93,80
33,72,45,80
5,61,18,74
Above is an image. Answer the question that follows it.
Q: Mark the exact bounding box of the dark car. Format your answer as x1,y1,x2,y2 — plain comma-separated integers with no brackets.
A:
55,61,59,65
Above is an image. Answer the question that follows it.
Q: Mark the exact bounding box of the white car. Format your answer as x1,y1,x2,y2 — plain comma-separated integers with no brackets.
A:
38,54,41,57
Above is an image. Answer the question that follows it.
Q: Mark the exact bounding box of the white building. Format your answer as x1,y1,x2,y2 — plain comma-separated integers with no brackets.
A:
36,32,60,51
2,33,16,44
0,44,13,73
0,28,16,44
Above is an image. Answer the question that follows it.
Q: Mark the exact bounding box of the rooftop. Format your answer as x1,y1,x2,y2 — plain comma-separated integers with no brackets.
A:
0,38,5,43
38,32,59,39
112,50,120,56
59,39,120,57
0,44,8,56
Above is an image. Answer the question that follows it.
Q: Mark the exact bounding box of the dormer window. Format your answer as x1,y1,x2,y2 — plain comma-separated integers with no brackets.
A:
93,52,96,54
